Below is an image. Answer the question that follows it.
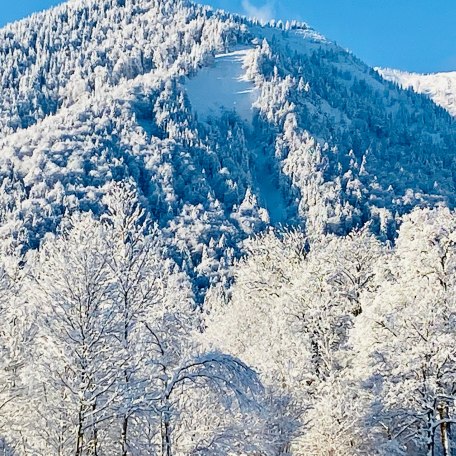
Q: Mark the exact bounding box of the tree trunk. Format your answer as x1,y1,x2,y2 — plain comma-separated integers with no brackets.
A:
281,441,291,455
92,401,98,456
75,408,84,456
121,309,130,456
438,402,453,456
427,409,435,456
161,408,172,456
121,415,128,456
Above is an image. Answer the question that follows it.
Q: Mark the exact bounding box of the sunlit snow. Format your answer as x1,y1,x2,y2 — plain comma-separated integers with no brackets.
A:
185,48,259,123
378,68,456,117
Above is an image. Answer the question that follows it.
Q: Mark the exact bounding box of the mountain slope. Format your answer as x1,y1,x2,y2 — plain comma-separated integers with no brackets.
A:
378,67,456,116
0,0,456,295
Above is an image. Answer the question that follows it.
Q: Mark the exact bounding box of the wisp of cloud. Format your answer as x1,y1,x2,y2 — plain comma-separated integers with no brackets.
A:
241,0,276,22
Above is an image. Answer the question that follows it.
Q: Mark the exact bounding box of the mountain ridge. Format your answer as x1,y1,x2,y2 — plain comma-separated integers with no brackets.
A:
378,66,456,116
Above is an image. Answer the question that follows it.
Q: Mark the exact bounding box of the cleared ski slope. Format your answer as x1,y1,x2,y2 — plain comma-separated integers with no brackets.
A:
185,48,259,123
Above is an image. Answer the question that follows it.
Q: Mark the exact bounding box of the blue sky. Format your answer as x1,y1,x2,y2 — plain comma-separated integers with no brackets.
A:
1,0,455,73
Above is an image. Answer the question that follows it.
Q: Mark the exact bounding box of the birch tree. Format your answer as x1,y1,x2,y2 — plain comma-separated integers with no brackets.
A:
0,256,32,456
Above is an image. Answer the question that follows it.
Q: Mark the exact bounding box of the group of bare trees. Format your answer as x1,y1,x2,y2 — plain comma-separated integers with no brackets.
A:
205,208,456,455
0,182,266,455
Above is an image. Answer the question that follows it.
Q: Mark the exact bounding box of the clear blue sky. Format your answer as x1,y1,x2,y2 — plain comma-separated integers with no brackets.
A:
1,0,455,73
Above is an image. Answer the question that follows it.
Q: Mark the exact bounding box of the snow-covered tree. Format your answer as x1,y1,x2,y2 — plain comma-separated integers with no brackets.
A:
101,181,166,455
24,213,120,455
352,208,456,455
205,226,386,453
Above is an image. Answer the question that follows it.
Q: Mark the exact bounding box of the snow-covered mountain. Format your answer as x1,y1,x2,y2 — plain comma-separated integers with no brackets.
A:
378,67,456,116
2,1,456,455
1,0,456,296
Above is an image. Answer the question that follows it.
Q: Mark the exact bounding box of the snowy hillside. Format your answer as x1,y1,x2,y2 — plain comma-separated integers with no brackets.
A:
1,0,455,261
1,0,456,454
378,67,456,116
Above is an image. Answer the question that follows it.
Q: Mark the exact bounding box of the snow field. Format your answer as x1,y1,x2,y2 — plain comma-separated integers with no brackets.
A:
185,48,260,123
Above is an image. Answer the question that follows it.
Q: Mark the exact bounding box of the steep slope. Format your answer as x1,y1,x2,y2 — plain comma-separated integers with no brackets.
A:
1,0,456,296
3,4,456,454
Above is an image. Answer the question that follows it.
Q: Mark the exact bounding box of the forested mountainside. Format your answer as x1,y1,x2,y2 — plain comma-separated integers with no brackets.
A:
1,0,456,260
378,67,456,116
1,0,456,454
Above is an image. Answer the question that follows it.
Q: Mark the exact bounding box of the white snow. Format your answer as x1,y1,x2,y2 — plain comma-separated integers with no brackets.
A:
185,48,259,123
378,68,456,116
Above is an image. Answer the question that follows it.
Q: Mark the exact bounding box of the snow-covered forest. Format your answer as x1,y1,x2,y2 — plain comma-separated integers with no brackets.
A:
1,0,456,454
